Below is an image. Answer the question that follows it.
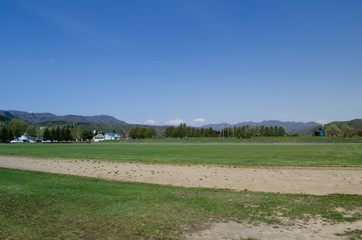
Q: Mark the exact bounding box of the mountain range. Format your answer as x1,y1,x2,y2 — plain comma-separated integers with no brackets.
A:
202,121,319,133
0,110,125,125
0,110,322,133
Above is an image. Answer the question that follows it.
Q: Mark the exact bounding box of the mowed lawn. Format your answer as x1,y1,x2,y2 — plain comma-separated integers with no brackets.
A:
1,168,361,240
0,143,361,166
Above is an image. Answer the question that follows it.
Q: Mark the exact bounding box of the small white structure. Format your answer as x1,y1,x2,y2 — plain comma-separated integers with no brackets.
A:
93,133,105,142
104,133,115,140
19,135,29,142
104,133,122,140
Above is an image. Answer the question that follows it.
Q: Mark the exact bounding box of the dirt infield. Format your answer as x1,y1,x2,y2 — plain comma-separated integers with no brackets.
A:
0,155,361,195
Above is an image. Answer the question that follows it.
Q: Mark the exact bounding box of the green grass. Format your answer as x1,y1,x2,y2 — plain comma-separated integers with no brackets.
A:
1,168,361,239
0,143,362,166
336,229,362,240
110,136,362,143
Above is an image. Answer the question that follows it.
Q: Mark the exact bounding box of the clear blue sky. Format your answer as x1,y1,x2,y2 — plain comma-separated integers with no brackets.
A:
1,0,361,126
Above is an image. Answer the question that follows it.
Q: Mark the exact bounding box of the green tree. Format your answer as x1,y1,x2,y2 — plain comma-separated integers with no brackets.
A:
0,126,9,143
14,128,23,138
43,128,51,141
64,128,73,142
9,119,27,137
260,126,265,136
81,129,93,142
278,126,286,136
139,128,147,139
208,127,214,137
26,125,37,139
146,128,156,138
175,123,187,139
8,129,14,141
129,127,140,139
51,128,56,141
165,126,175,138
200,128,205,137
325,124,341,138
341,124,351,137
221,127,233,138
54,127,61,142
191,127,197,137
236,127,242,139
60,128,65,142
274,126,279,136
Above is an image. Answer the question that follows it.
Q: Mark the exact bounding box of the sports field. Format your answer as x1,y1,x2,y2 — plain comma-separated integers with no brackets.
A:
1,168,361,240
1,143,361,239
0,143,361,166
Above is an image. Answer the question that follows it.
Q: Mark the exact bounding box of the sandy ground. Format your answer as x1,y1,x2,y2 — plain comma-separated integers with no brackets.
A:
185,218,362,240
0,155,361,195
1,155,361,239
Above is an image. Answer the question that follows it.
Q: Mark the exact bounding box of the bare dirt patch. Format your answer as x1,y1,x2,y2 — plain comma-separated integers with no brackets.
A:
185,219,362,240
0,155,361,195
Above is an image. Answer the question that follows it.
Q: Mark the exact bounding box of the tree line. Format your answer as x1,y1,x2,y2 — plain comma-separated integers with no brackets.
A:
324,124,356,138
164,124,286,139
0,119,97,143
0,119,37,143
42,127,73,142
128,127,157,139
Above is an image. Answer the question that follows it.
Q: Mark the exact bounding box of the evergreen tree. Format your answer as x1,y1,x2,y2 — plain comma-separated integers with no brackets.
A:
236,127,242,139
0,126,8,143
8,129,14,141
43,128,51,141
64,128,73,142
191,127,197,137
60,128,66,142
54,127,61,142
208,127,214,137
195,128,200,137
200,128,205,137
51,128,56,141
260,126,265,136
175,123,187,139
274,126,278,136
265,126,269,136
278,126,286,136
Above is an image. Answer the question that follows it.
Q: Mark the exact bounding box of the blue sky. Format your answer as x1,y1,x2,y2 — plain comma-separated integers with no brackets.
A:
1,0,361,126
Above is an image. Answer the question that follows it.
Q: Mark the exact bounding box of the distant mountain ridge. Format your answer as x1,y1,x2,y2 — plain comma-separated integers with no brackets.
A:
0,110,126,125
1,110,320,133
202,120,319,133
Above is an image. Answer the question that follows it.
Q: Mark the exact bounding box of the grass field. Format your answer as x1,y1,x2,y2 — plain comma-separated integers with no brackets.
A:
0,143,361,166
110,136,362,143
1,168,361,239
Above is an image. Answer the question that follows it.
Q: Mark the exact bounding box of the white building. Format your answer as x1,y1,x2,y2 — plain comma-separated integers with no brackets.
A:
104,133,122,140
93,133,105,142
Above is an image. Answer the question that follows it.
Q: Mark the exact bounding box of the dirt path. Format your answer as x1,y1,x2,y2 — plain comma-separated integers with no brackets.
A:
1,155,361,195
